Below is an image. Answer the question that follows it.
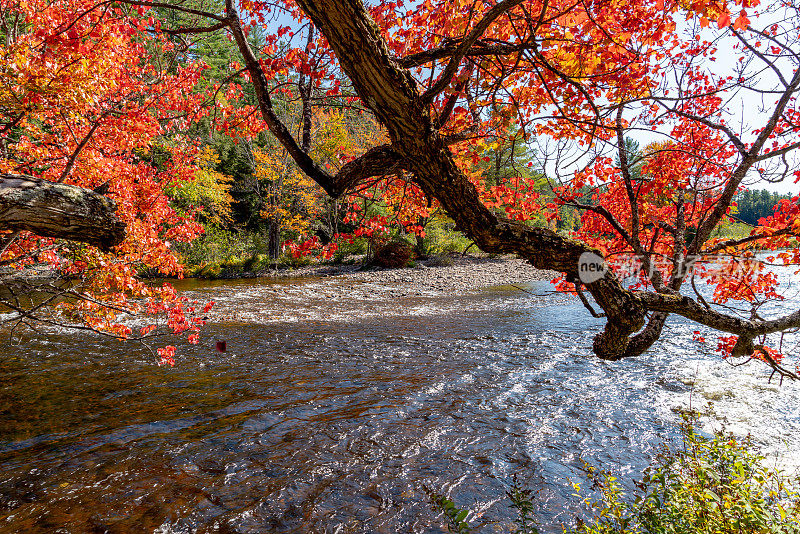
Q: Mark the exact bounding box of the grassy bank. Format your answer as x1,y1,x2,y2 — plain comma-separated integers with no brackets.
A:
169,217,792,280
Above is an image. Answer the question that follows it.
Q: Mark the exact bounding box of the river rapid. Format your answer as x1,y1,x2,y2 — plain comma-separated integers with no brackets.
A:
1,265,799,533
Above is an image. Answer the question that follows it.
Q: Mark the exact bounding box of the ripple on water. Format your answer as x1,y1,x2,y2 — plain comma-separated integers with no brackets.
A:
1,277,798,532
655,322,800,472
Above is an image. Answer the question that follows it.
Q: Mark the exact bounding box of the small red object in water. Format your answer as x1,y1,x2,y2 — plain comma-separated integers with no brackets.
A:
216,341,227,352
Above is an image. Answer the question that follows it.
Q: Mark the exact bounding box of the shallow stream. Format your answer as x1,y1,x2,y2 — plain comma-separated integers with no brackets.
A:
1,271,798,532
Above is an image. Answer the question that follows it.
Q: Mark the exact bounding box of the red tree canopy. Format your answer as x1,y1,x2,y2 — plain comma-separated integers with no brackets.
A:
1,0,799,374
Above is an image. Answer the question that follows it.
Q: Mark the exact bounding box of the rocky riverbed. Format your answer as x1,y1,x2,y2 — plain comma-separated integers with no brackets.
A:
205,255,558,323
260,254,555,293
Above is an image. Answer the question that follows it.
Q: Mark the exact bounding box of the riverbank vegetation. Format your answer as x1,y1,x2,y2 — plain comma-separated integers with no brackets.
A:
434,419,800,533
167,185,789,279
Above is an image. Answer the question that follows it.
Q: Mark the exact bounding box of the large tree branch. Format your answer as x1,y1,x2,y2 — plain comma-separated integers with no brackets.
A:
0,174,126,251
295,0,647,361
625,312,669,357
333,145,407,194
639,291,800,337
161,20,229,35
704,226,796,253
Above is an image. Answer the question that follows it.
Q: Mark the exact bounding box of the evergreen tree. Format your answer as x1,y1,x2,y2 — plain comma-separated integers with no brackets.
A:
734,189,790,226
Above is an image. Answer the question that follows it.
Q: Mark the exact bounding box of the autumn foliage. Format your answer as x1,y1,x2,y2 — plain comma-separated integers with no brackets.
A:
1,0,799,372
0,0,211,363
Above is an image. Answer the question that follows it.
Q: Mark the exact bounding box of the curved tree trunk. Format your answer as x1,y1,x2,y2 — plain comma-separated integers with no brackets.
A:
0,174,126,251
215,0,800,368
286,0,646,360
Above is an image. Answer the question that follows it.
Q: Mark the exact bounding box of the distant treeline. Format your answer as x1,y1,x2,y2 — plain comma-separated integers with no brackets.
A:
734,189,792,226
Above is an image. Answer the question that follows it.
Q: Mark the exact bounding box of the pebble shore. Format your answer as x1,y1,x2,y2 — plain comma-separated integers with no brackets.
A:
208,255,558,323
256,254,556,295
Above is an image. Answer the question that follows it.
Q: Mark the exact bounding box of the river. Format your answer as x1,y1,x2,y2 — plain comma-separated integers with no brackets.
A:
1,267,798,532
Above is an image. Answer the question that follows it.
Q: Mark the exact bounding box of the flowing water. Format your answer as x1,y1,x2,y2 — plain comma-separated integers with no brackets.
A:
1,268,799,533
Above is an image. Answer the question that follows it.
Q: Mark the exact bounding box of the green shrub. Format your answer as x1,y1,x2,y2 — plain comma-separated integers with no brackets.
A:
243,253,268,272
219,258,246,276
431,418,799,534
414,218,475,255
508,476,540,534
569,417,800,534
429,476,539,534
281,252,313,268
197,263,222,279
437,233,474,254
333,237,369,263
176,225,261,268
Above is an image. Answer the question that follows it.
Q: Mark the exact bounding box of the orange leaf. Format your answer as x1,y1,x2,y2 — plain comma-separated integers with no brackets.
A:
717,12,730,28
733,12,750,30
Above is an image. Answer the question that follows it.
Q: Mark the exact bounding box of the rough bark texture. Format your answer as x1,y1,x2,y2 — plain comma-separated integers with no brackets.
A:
0,174,126,251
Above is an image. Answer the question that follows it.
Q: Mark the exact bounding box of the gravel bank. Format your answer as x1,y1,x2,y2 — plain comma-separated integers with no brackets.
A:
207,255,557,323
256,254,555,295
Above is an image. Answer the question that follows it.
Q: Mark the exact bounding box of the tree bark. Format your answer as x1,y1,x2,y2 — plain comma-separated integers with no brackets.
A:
267,219,281,259
0,174,126,251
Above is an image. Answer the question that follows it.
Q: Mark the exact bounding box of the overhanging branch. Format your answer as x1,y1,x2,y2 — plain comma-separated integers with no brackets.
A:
333,145,407,195
0,174,126,251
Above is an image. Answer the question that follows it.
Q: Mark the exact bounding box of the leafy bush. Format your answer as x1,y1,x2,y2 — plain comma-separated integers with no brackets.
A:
197,262,222,279
569,417,800,534
372,241,414,268
242,253,268,272
333,237,369,263
285,253,314,268
427,488,473,534
416,218,475,255
438,235,474,254
176,226,261,268
432,418,799,534
507,475,541,534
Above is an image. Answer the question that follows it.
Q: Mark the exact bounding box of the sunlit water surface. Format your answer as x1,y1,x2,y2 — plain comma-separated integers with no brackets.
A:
1,268,798,533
